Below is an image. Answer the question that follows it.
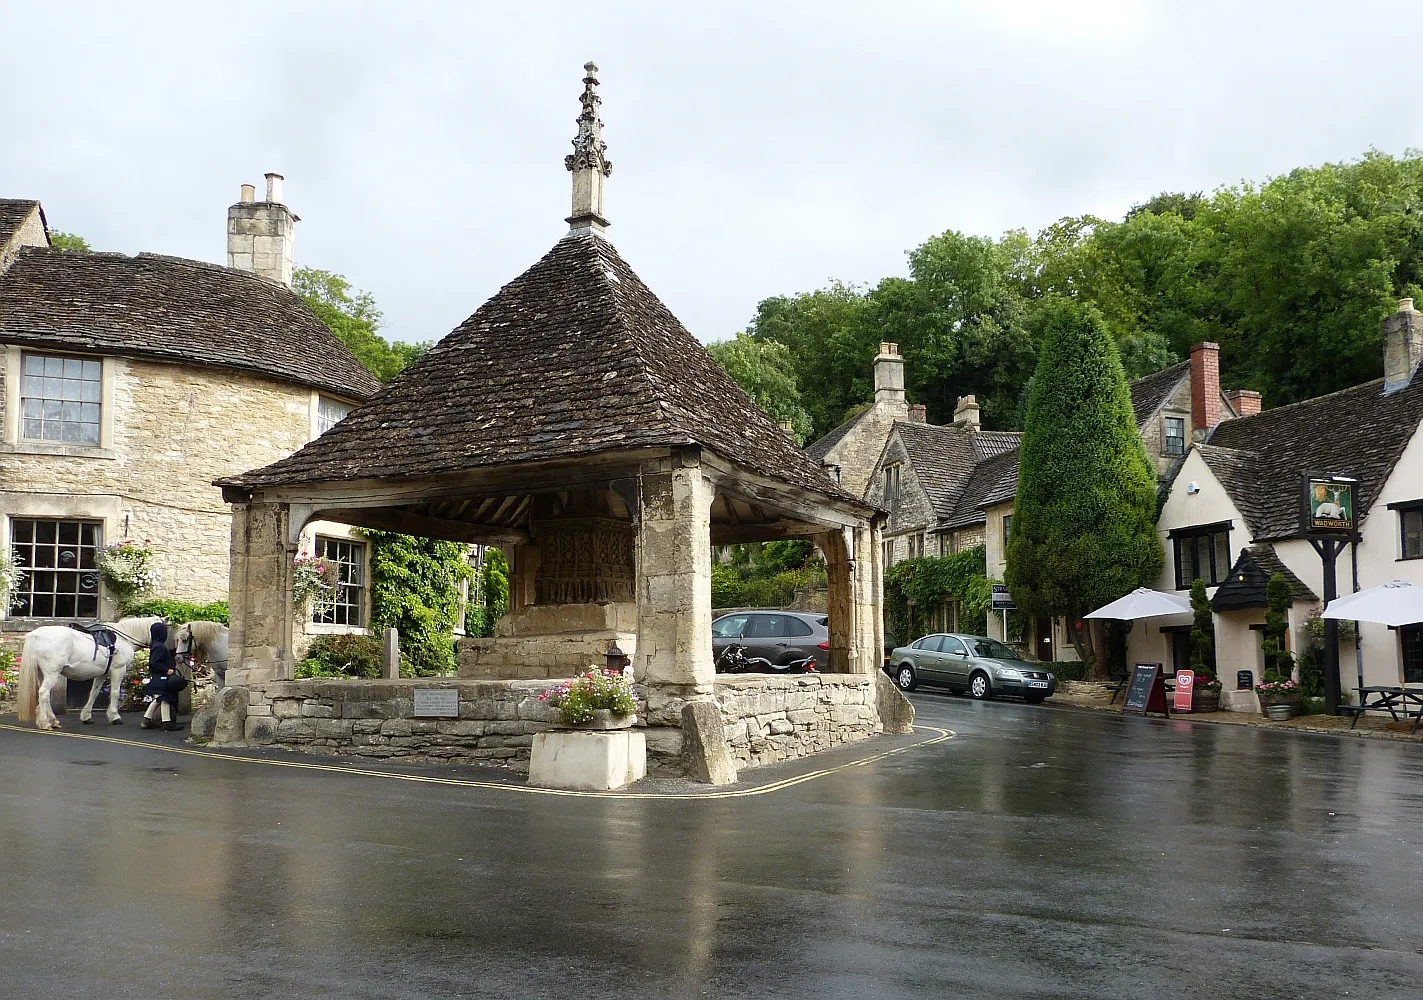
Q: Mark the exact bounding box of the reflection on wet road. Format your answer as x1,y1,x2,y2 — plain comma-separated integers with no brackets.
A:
3,694,1422,999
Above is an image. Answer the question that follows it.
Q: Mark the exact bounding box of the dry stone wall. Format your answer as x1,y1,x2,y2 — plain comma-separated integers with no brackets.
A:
713,674,880,769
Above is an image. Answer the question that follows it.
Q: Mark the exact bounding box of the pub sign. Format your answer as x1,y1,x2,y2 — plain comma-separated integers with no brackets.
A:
1301,472,1357,535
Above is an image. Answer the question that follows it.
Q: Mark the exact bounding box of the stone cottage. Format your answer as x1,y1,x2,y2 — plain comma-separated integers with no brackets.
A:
1128,299,1423,709
0,182,380,643
863,343,1251,659
211,64,896,778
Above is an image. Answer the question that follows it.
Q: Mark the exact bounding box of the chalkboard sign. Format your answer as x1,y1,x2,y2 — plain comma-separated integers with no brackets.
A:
1122,662,1170,717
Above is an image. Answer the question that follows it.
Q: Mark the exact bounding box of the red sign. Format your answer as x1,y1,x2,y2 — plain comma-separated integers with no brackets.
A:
1174,669,1195,713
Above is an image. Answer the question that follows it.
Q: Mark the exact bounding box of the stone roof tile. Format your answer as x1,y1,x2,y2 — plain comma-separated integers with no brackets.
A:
222,233,862,504
0,247,381,400
1202,374,1423,540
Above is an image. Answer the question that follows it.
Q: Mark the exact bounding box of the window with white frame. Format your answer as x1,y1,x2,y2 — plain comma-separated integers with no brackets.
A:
9,517,103,617
20,352,102,445
317,396,354,436
311,536,366,626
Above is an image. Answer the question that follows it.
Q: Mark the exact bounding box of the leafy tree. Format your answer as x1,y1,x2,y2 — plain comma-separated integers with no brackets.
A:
361,530,474,676
1004,297,1163,675
48,231,90,252
293,267,430,381
705,333,814,444
748,282,878,439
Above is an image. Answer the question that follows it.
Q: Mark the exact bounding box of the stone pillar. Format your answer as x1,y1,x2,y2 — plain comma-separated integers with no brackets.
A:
226,501,296,687
818,530,853,673
635,454,714,690
857,521,885,675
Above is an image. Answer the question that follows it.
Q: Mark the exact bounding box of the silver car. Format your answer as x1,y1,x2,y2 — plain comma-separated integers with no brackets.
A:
887,633,1057,704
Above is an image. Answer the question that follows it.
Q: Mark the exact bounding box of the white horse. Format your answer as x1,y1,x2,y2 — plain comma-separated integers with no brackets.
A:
16,617,162,731
174,621,229,689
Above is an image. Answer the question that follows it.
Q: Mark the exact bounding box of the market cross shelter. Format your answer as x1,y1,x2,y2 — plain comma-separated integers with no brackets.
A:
212,65,906,781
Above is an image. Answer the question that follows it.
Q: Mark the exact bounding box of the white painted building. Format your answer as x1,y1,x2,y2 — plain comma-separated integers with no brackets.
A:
1129,299,1423,708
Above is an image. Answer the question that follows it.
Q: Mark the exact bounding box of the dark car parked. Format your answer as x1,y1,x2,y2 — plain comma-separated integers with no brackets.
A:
711,611,830,670
886,633,1057,703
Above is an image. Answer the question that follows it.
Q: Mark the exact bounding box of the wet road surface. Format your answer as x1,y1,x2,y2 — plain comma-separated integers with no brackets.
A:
3,694,1423,999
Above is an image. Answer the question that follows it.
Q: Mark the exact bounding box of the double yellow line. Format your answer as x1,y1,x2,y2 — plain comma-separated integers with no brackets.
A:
0,721,954,800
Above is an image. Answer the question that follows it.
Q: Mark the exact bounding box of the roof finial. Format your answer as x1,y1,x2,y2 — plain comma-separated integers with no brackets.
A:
565,61,612,234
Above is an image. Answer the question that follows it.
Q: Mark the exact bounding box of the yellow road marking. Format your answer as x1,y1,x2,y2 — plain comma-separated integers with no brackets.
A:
0,722,954,800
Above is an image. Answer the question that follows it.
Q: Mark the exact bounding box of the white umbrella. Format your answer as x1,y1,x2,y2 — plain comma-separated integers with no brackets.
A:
1084,588,1193,620
1321,580,1423,628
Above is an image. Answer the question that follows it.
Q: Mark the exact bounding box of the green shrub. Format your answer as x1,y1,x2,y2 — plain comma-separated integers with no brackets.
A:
1300,696,1327,716
124,598,229,625
301,633,384,679
1046,660,1089,681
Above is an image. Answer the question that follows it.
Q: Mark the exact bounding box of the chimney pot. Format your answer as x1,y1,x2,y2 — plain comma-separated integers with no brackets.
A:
240,183,256,203
1189,342,1222,434
228,174,297,287
1383,299,1423,394
265,172,284,204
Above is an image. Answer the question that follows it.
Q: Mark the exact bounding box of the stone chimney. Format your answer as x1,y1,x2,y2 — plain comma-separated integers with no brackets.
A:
874,342,905,406
1224,388,1262,417
226,172,297,286
1384,298,1423,394
908,403,927,424
953,395,981,431
1190,342,1221,433
566,62,612,234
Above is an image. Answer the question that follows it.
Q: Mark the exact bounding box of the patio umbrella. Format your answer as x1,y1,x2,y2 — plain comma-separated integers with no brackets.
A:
1321,580,1423,628
1084,588,1193,620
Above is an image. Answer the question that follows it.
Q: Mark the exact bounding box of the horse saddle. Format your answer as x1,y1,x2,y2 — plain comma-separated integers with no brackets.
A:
68,622,119,663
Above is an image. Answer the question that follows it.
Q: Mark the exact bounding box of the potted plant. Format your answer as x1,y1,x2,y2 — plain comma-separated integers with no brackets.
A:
1256,673,1302,719
538,666,638,729
1192,668,1222,713
1187,578,1220,712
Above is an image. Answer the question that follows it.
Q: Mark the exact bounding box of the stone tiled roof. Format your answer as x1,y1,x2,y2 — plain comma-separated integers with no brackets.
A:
0,199,43,248
0,247,381,401
1211,544,1317,612
1129,360,1189,425
806,406,870,462
941,447,1020,529
891,421,982,520
970,431,1021,461
1201,374,1423,540
222,232,863,504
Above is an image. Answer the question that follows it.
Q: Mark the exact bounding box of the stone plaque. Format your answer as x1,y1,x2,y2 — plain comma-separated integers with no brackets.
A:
413,688,459,718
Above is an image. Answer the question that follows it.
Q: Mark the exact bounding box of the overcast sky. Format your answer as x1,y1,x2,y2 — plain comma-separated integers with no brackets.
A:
6,1,1423,346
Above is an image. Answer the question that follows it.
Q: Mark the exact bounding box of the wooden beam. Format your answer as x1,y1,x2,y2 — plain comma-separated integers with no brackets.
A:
711,520,824,545
316,506,530,545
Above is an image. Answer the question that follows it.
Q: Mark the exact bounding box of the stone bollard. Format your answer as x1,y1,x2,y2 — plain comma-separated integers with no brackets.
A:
681,700,737,785
874,671,916,734
384,628,400,680
211,686,249,747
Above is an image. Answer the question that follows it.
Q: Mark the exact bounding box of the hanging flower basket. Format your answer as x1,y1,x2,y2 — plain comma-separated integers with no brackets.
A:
97,539,161,609
292,554,338,612
0,548,26,611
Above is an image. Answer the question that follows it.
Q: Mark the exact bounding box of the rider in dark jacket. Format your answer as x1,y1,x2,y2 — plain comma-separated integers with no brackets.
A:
141,621,187,731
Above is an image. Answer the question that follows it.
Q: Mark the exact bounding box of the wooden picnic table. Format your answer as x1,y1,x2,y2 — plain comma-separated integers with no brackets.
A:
1345,686,1423,734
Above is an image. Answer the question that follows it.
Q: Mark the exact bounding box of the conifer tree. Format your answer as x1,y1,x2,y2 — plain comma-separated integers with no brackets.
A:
1004,296,1163,674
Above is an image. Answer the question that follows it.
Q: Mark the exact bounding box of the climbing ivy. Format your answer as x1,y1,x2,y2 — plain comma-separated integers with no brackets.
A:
884,546,991,642
359,530,475,676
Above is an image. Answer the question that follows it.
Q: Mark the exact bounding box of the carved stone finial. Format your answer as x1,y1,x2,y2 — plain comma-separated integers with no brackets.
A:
565,61,612,178
565,61,612,233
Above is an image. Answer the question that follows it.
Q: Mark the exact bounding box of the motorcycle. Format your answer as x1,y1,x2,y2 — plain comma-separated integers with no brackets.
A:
715,643,817,674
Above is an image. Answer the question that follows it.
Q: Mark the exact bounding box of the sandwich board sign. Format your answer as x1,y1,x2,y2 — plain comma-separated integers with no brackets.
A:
1122,663,1170,717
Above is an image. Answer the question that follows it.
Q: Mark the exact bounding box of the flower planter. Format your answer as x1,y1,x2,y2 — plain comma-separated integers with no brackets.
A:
1257,691,1302,718
1191,687,1220,713
562,710,636,731
1266,704,1292,721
